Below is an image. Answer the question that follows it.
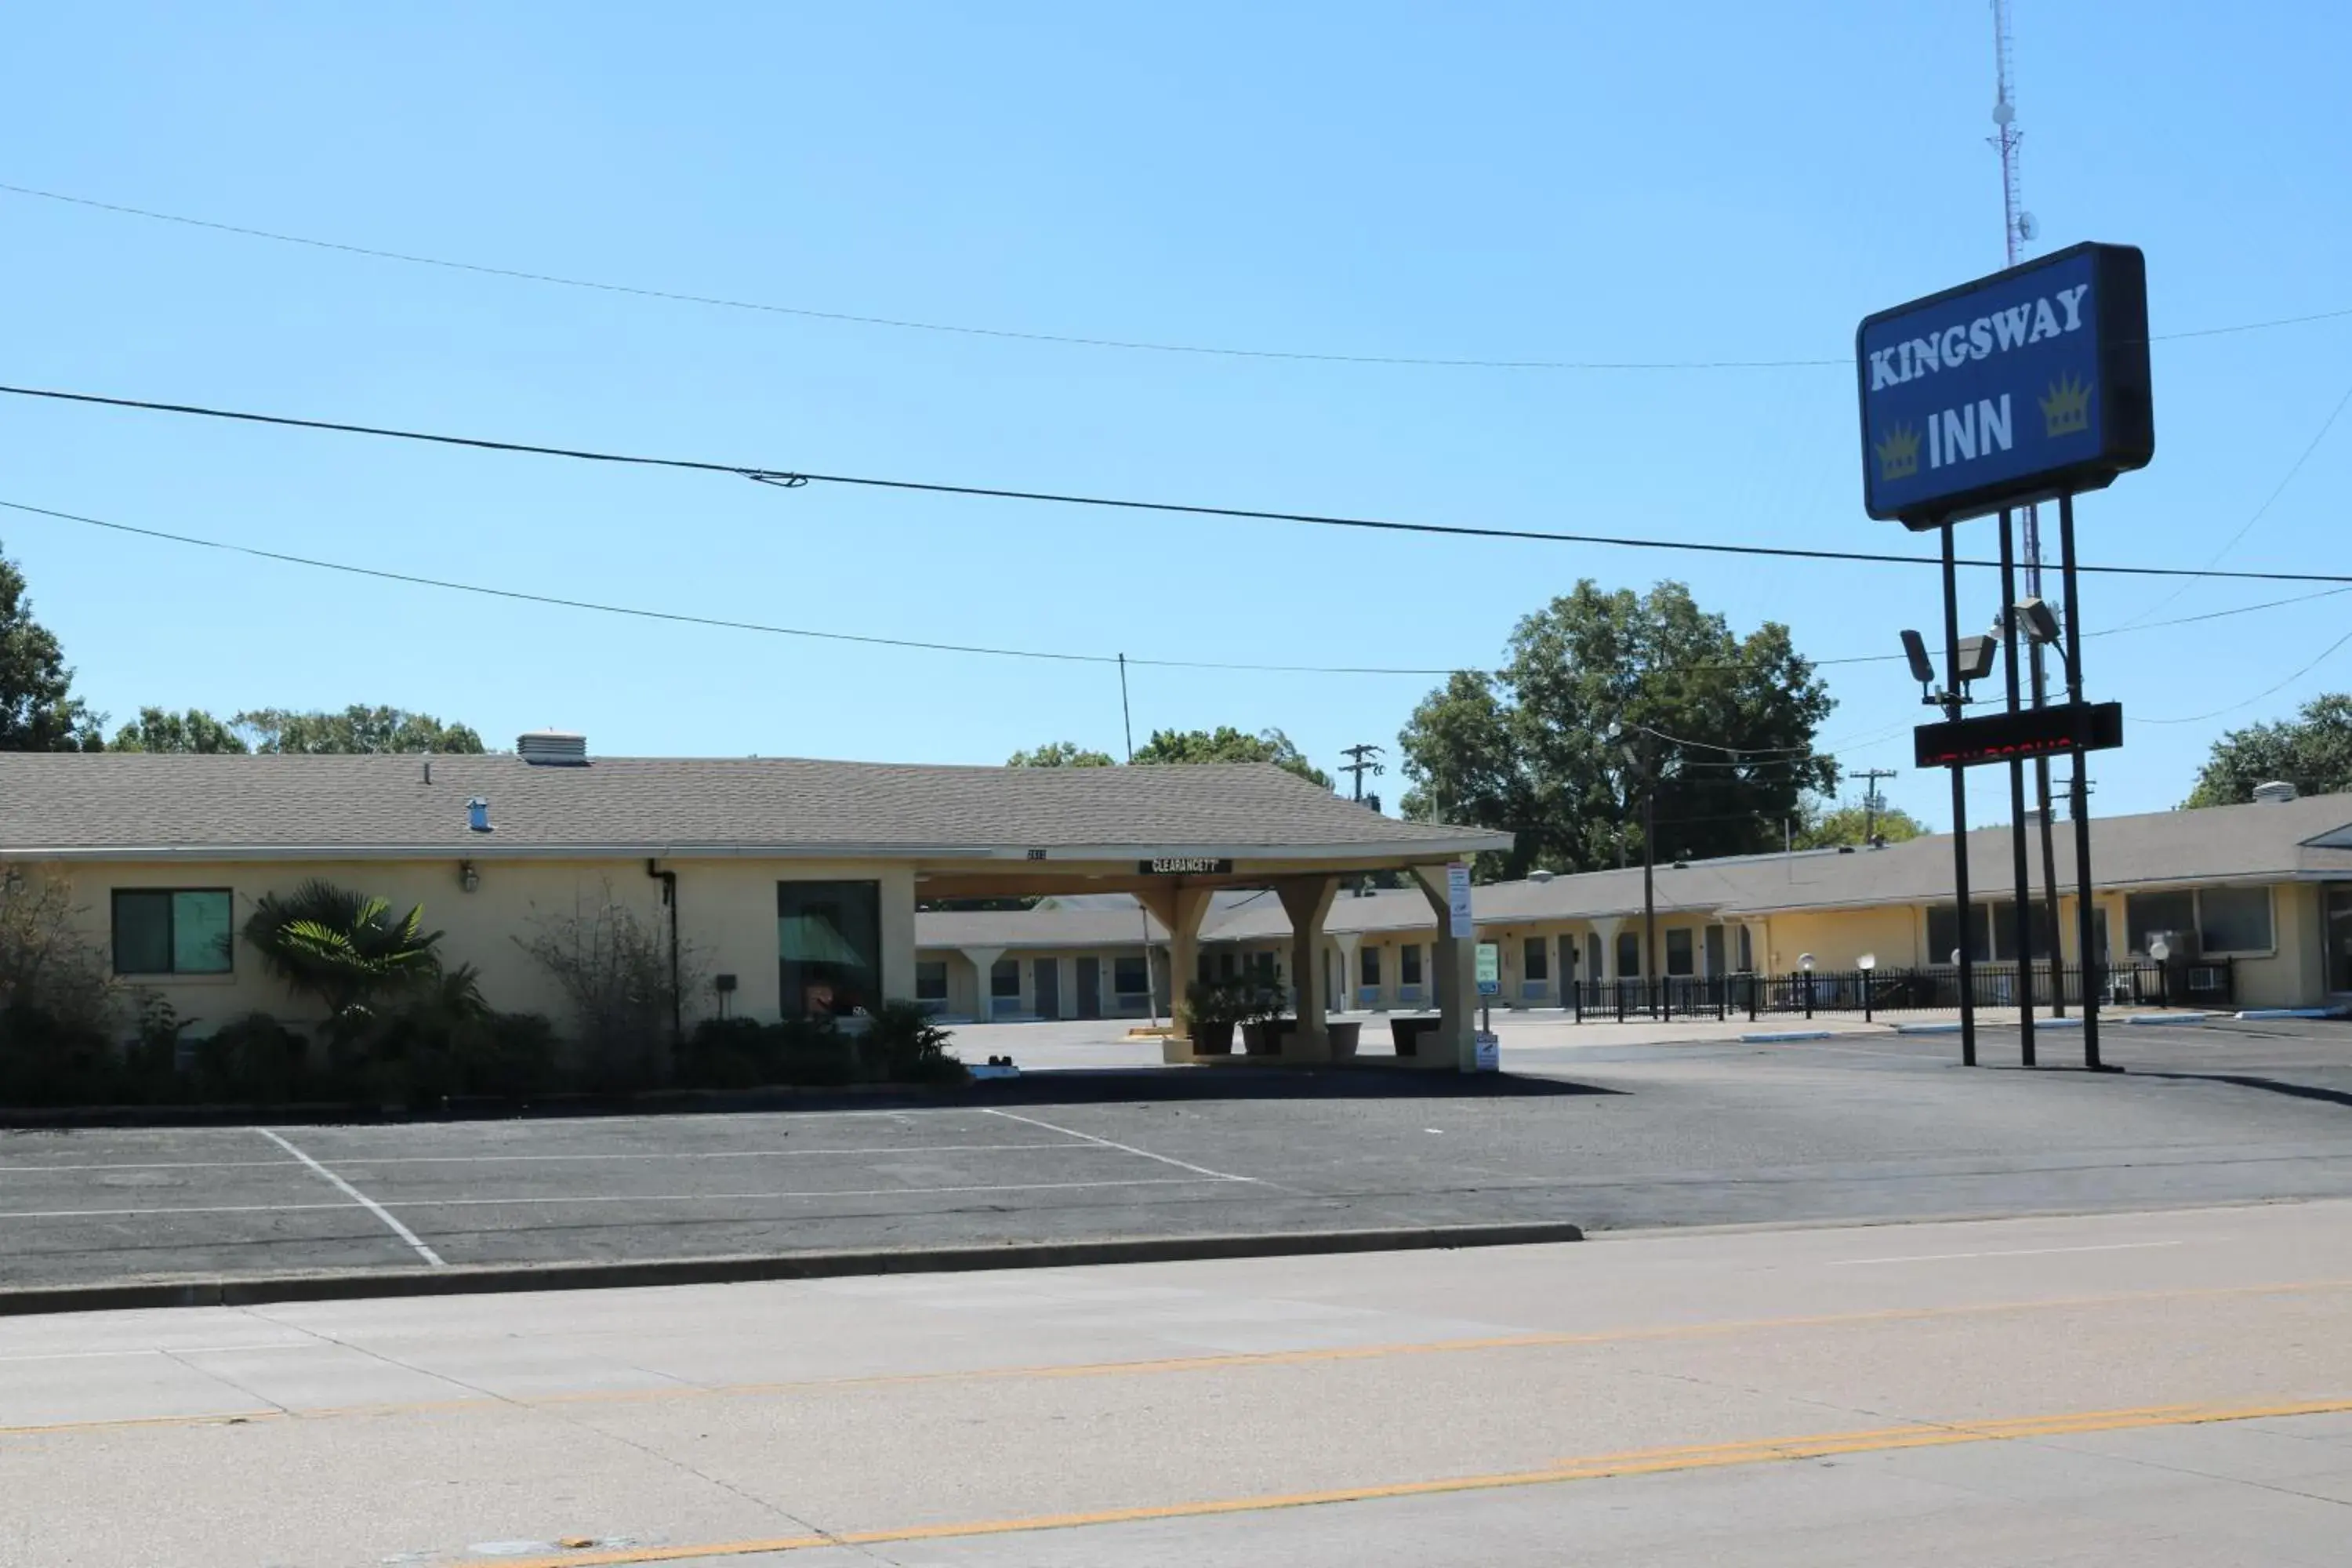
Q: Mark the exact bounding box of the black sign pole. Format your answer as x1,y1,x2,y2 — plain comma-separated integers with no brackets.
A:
1998,510,2036,1069
1940,520,1976,1067
2058,492,2104,1070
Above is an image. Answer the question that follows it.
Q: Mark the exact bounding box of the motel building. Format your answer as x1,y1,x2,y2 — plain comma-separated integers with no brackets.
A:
921,784,2352,1025
5,736,2350,1073
0,736,1510,1070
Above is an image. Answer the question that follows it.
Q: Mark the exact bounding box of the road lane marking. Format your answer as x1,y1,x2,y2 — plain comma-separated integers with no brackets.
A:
0,1142,1091,1174
981,1107,1259,1183
0,1175,1232,1221
253,1128,445,1268
1831,1240,2190,1266
13,1274,2352,1440
469,1396,2352,1567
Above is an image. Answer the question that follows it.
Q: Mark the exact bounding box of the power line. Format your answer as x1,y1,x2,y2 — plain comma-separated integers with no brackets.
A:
2138,624,2352,725
0,497,1465,678
9,179,2350,369
0,181,1835,373
9,382,2352,588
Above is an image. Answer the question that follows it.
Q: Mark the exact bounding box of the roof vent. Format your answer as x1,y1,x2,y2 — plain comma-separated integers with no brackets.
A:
466,797,492,833
2252,780,2299,804
517,730,589,766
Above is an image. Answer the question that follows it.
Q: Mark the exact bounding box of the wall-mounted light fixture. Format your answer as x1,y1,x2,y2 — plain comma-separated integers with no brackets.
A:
459,860,480,894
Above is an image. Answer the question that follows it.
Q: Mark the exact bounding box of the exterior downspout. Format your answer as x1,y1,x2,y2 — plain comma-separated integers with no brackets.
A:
647,858,681,1047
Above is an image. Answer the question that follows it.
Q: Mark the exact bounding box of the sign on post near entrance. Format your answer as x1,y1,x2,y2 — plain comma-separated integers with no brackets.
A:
1446,861,1473,938
1475,942,1501,996
1914,701,2124,770
1857,242,2153,529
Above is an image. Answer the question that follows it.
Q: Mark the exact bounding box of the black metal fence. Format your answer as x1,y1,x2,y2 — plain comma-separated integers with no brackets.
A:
1567,959,2234,1022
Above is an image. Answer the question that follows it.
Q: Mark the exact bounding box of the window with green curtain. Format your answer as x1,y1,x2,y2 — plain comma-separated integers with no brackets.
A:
776,880,880,1017
2198,886,2274,953
111,889,232,975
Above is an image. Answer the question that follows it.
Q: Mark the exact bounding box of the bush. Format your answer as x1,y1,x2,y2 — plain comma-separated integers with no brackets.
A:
195,1012,312,1104
0,1001,118,1107
679,1017,775,1090
443,1011,561,1099
860,1001,967,1085
520,887,701,1090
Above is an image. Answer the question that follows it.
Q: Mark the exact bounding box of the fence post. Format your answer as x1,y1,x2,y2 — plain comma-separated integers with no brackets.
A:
1573,979,1582,1024
1616,982,1626,1023
1748,975,1759,1022
1803,971,1813,1021
1864,974,1873,1025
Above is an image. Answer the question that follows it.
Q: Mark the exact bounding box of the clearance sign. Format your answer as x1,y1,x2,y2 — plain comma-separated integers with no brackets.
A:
1857,242,2154,528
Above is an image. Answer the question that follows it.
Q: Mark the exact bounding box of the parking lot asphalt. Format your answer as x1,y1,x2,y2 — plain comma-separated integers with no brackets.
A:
5,1015,2350,1294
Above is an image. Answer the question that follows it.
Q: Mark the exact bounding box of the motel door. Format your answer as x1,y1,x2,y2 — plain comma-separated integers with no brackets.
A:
1033,958,1061,1020
1076,956,1102,1018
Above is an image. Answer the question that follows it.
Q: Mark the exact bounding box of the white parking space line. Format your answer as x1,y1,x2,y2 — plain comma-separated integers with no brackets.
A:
0,1175,1233,1221
253,1127,447,1267
1830,1240,2187,1267
0,1142,1093,1174
981,1108,1260,1184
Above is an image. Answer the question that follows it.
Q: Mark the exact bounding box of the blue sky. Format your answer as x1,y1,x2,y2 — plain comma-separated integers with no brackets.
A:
2,2,2347,831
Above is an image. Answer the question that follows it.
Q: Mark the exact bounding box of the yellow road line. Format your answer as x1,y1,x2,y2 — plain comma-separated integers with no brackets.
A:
6,1273,2352,1441
481,1396,2352,1568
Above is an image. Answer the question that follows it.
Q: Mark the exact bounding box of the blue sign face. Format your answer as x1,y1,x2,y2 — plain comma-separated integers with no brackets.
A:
1857,242,2152,527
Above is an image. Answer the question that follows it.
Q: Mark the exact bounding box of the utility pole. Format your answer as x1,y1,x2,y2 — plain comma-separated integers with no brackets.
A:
1854,769,1900,844
1338,742,1385,804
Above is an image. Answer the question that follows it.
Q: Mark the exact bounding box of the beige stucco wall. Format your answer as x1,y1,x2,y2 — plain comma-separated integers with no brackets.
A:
20,855,916,1035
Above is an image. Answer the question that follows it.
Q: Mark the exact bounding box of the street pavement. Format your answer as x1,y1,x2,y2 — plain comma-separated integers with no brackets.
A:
7,1198,2352,1565
5,1015,2351,1291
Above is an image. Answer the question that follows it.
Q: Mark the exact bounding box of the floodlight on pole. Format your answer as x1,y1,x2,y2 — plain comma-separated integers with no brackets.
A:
1900,629,1937,702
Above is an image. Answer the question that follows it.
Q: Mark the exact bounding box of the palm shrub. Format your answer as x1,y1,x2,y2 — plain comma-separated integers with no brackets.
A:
244,880,445,1027
859,1000,966,1084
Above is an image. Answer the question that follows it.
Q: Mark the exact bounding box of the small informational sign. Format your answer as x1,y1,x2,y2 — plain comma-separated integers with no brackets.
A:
1913,700,2124,769
1475,942,1501,996
1857,241,2153,528
1474,1031,1501,1071
1446,860,1473,938
1138,857,1234,875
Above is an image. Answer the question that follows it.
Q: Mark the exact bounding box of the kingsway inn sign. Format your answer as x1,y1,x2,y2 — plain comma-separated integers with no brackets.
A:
1856,241,2154,528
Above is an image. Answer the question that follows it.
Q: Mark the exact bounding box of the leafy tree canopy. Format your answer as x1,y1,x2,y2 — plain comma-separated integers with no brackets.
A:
0,542,103,752
1006,741,1115,768
111,706,250,754
1132,726,1332,789
234,706,486,754
1791,799,1926,849
1399,580,1835,879
2185,695,2352,806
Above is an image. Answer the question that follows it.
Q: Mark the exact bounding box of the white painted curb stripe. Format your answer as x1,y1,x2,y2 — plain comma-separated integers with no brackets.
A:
1742,1030,1834,1043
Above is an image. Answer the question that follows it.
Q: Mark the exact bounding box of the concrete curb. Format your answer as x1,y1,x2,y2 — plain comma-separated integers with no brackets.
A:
2125,1012,2208,1025
1894,1022,1965,1035
1741,1030,1835,1043
0,1221,1587,1319
2237,1007,2351,1021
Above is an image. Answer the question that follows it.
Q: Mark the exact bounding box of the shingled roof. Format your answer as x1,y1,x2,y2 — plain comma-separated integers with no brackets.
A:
0,753,1509,860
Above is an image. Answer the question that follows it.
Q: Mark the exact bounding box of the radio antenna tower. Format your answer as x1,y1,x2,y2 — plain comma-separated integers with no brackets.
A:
1989,0,2041,597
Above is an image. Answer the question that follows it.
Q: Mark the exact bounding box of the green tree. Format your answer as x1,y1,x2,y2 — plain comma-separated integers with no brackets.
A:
111,706,250,754
1792,800,1926,849
1132,726,1332,788
1006,741,1116,767
0,542,104,751
1399,580,1835,878
2186,695,2352,806
234,706,485,754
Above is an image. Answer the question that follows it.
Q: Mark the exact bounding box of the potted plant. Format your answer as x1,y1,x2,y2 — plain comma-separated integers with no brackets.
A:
1182,978,1242,1055
1240,975,1290,1055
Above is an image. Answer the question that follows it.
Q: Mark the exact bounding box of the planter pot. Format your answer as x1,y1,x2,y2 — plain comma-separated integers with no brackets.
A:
1328,1021,1362,1058
1189,1020,1236,1056
1391,1016,1440,1057
1247,1019,1294,1056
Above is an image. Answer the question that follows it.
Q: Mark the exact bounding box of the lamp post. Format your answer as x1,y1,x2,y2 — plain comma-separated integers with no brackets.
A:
1898,614,1999,1068
2013,583,2104,1072
1607,722,1662,1018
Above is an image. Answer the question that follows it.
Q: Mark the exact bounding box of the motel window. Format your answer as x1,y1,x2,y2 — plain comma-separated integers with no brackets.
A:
1926,903,1994,964
1360,946,1381,986
1218,950,1238,978
778,880,881,1017
1523,938,1548,982
990,958,1021,997
1617,931,1640,978
1400,945,1423,985
1252,951,1278,980
111,889,234,975
1112,954,1149,996
1989,901,2059,962
915,960,948,1001
1666,928,1694,977
2198,886,2274,953
2124,891,2198,956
